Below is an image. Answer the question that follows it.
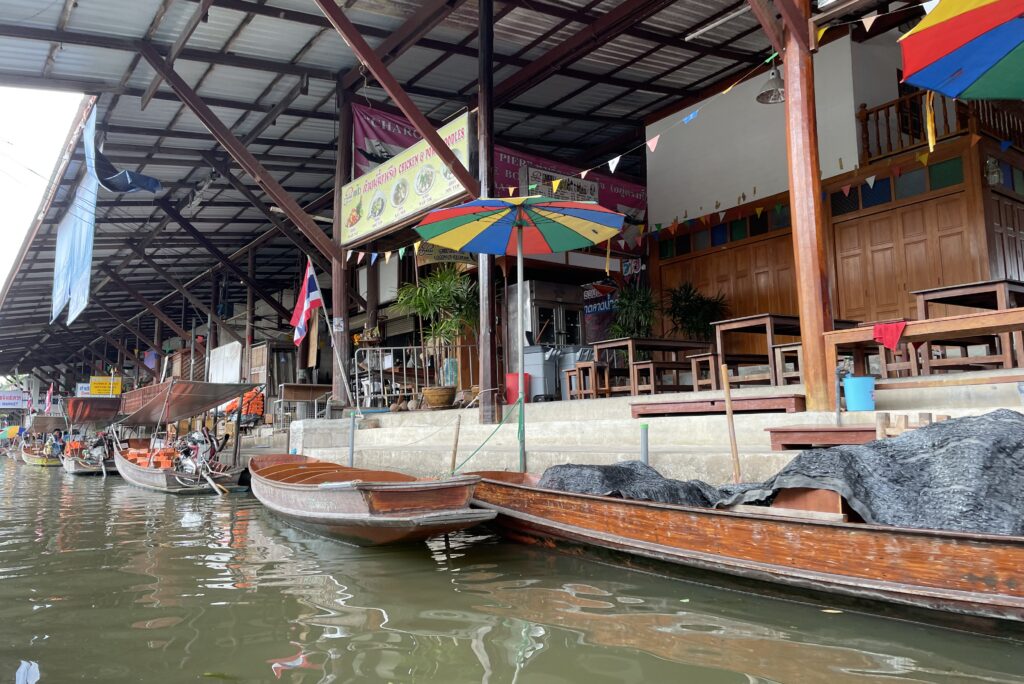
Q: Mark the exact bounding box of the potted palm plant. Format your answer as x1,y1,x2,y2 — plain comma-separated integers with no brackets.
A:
663,281,729,341
395,265,479,408
609,283,657,339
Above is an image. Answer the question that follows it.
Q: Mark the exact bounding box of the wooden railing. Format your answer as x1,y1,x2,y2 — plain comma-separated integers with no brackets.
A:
858,92,1024,163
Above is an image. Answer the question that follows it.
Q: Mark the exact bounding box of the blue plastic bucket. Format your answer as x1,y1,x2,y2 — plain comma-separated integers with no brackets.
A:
842,376,876,412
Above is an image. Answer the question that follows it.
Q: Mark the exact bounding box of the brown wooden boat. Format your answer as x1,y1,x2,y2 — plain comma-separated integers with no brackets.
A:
60,397,122,476
250,454,496,546
469,471,1024,633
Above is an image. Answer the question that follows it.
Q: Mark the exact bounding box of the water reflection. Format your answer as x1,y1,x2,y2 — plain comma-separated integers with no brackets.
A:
1,460,1023,683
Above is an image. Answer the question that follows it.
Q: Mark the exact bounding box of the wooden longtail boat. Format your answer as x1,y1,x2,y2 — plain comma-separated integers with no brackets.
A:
60,397,122,476
20,443,62,467
113,379,253,494
250,454,496,546
469,472,1024,634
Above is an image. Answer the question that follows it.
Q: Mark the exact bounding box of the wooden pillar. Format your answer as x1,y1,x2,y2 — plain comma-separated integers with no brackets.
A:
246,249,255,381
332,89,353,404
366,258,380,332
784,0,832,411
209,273,220,350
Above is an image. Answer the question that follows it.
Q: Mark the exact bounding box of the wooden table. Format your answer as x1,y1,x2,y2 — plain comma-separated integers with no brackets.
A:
713,314,860,387
912,279,1024,371
590,337,711,396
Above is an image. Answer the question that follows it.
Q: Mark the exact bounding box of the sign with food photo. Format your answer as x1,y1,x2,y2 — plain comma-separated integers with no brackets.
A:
340,113,471,245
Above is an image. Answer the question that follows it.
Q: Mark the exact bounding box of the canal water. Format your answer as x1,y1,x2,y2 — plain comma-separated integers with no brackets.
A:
2,459,1023,683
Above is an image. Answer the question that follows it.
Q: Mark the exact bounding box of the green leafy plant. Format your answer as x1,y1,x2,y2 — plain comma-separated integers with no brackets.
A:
663,282,729,341
396,265,479,350
609,284,657,339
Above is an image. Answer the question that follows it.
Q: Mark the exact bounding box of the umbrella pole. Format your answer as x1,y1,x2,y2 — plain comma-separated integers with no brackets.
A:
517,226,526,472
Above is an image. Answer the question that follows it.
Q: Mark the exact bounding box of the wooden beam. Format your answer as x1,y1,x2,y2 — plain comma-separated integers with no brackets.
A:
784,0,830,411
81,322,156,379
155,197,294,321
240,77,305,145
139,43,346,265
774,0,810,53
494,0,675,106
311,0,480,198
94,301,161,352
746,0,785,57
129,247,245,345
142,0,213,109
101,268,193,341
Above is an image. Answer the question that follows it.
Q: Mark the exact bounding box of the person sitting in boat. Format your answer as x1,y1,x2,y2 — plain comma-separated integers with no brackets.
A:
48,429,65,455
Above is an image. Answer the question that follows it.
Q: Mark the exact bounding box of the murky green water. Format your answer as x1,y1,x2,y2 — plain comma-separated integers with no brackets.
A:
2,458,1024,683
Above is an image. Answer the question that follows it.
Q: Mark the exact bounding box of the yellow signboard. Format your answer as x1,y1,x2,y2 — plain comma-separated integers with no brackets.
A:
415,242,476,267
89,376,123,396
340,114,472,245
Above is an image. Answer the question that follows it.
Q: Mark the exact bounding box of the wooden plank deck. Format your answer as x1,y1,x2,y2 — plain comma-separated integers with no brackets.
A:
766,424,877,451
630,394,805,418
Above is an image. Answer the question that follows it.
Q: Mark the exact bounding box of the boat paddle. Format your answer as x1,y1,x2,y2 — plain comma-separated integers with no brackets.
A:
720,363,742,484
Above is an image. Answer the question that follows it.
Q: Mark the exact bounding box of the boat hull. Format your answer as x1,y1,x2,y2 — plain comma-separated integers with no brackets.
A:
62,457,117,476
470,473,1024,631
21,447,62,467
250,455,495,546
113,449,241,494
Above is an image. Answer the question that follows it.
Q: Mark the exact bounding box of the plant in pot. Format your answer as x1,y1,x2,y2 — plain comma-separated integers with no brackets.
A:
395,265,479,408
609,283,657,339
663,281,729,342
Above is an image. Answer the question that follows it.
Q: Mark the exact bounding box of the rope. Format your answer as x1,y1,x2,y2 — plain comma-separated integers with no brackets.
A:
368,411,465,450
454,398,521,473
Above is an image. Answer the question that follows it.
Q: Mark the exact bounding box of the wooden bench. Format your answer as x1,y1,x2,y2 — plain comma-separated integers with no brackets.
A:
630,393,805,418
766,424,877,451
631,360,692,395
824,308,1024,403
689,353,770,391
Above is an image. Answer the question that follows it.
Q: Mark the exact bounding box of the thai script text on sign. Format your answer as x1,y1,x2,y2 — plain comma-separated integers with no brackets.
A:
89,376,122,396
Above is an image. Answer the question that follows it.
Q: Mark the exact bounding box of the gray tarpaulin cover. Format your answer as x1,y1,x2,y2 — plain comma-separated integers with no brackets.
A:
538,410,1024,536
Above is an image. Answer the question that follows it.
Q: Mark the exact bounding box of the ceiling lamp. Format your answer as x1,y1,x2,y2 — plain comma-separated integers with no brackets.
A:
756,60,785,104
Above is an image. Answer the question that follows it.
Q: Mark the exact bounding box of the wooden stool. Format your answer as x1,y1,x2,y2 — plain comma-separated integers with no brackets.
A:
689,353,718,391
563,368,579,400
631,360,655,395
772,342,803,385
575,361,609,399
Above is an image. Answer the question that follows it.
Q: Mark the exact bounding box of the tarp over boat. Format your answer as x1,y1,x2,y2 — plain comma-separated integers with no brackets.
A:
118,380,256,426
65,397,122,425
540,410,1024,536
27,415,68,433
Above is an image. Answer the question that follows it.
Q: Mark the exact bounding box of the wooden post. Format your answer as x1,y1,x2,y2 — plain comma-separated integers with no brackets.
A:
246,249,255,381
784,0,833,412
366,257,380,333
449,414,462,475
332,88,353,405
477,0,500,425
720,364,742,484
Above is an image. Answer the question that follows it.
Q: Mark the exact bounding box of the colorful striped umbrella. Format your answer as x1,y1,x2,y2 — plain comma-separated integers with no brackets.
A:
416,196,626,471
900,0,1024,99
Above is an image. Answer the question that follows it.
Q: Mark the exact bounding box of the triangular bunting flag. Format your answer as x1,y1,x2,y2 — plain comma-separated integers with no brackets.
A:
971,134,982,146
916,152,929,167
865,175,876,189
414,240,422,254
638,224,646,235
655,223,662,231
682,109,699,125
398,246,406,260
346,250,354,263
1000,140,1013,152
581,170,589,179
646,135,660,153
774,202,783,214
528,183,538,191
892,165,902,178
922,0,939,13
507,186,516,196
616,238,627,249
718,211,726,222
861,14,878,32
755,207,763,218
370,252,378,265
357,252,366,265
816,26,828,44
608,156,621,174
384,251,392,264
841,184,851,197
552,178,562,193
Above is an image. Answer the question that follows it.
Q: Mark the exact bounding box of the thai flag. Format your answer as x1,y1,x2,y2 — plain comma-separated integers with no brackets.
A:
290,257,324,347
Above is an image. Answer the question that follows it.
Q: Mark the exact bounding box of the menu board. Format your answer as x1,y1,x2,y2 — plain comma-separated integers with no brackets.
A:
340,113,472,245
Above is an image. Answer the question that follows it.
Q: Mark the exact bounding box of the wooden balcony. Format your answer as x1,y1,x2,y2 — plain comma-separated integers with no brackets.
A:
857,92,1024,164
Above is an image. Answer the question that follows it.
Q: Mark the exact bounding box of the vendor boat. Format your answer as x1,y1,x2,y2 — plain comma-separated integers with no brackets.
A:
250,454,496,546
60,397,122,476
113,379,254,495
20,414,67,467
21,443,62,467
469,471,1024,636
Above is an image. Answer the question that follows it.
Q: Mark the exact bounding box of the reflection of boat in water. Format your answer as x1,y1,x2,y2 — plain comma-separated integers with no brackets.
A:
60,397,122,476
250,454,495,546
113,380,252,494
469,472,1024,636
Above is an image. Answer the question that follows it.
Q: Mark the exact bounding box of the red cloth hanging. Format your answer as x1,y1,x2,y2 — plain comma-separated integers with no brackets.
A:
873,321,907,351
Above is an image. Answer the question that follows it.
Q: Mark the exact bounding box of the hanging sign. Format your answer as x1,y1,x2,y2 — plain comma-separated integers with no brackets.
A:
0,391,29,409
89,376,123,396
75,383,91,398
415,242,476,267
340,113,472,246
520,166,599,202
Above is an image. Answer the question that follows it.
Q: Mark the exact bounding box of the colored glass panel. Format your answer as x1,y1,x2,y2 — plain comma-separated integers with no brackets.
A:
928,157,964,189
693,229,710,251
830,188,860,216
750,211,770,236
675,233,691,255
658,238,674,260
730,219,748,241
895,168,927,199
861,177,892,208
773,204,791,229
711,223,728,246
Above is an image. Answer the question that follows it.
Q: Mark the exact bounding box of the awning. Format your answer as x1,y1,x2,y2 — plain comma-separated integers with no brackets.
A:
119,380,256,427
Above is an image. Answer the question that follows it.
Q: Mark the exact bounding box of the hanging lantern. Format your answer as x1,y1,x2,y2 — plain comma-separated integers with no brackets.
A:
756,60,785,105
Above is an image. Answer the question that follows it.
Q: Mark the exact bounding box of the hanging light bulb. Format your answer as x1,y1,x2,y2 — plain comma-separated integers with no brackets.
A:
756,59,785,105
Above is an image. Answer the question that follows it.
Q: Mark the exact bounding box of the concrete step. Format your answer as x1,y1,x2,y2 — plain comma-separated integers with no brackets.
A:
300,444,795,484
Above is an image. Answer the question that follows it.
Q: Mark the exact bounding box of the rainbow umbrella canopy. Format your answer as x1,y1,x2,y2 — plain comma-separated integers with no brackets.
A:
416,196,626,471
899,0,1024,99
